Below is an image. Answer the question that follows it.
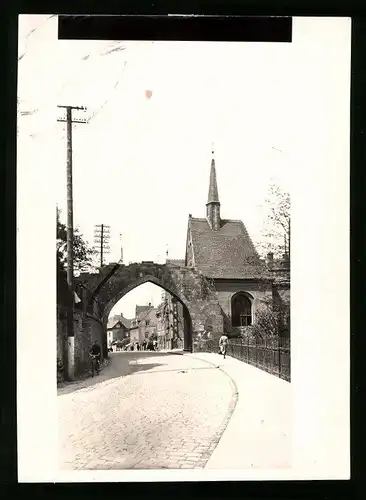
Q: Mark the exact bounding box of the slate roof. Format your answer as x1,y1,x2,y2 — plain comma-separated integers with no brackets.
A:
189,217,270,280
137,307,157,322
107,314,132,330
135,305,153,317
107,318,120,330
120,316,132,329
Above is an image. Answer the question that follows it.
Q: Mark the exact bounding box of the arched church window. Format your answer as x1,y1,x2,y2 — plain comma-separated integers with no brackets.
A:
231,292,252,327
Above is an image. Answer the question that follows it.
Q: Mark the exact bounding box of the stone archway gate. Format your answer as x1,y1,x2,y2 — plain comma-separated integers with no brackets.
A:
73,262,224,376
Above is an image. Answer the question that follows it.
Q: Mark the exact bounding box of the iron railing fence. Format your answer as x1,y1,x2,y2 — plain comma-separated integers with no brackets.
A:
195,336,290,382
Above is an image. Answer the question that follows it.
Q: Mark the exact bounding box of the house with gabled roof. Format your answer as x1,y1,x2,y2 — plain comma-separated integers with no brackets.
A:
130,305,158,345
107,313,132,345
184,149,290,336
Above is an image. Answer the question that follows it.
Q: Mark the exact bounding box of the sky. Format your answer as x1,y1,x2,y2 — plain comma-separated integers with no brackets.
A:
18,15,294,318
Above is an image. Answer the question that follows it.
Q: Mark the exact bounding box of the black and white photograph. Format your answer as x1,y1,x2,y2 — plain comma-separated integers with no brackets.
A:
17,15,350,481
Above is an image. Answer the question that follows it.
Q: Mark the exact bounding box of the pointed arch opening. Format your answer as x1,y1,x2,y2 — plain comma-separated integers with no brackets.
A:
231,292,253,327
102,275,193,353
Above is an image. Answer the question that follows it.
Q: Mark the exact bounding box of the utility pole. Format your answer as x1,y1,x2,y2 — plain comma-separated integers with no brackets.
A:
119,233,123,263
57,105,87,289
57,105,87,380
94,224,111,267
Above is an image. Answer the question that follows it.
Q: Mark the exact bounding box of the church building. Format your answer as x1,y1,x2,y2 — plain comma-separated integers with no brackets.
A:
184,150,290,337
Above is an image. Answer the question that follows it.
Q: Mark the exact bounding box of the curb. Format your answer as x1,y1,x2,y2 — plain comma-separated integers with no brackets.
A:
157,349,184,355
184,352,239,468
57,357,111,389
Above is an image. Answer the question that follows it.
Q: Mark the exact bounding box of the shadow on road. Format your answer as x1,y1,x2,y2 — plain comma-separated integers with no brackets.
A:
129,362,164,374
57,352,178,396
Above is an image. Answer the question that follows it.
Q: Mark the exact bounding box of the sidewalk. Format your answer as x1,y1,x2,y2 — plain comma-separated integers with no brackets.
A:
187,352,291,470
156,348,184,355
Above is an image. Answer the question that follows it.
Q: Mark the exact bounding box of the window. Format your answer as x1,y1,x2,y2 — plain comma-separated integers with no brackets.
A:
231,293,252,327
146,320,150,326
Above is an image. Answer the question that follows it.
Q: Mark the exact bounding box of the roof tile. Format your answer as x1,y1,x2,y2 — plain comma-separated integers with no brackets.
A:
189,217,270,279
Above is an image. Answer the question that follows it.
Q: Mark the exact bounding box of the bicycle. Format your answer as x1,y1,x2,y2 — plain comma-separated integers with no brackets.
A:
90,354,100,377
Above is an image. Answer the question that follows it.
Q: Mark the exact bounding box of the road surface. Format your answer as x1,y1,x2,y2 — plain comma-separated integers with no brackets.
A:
58,351,235,470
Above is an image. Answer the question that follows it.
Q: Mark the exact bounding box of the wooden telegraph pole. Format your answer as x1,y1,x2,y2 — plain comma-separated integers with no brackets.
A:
57,105,87,380
57,105,87,291
94,224,111,267
57,105,87,365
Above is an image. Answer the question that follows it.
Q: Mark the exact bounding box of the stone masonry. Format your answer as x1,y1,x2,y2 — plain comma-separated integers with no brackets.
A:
74,262,224,374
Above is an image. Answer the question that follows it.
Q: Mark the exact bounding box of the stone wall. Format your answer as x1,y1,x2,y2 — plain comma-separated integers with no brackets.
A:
57,307,68,383
191,299,224,351
74,313,106,377
75,262,290,362
177,302,184,341
77,262,225,354
213,279,273,333
73,310,88,376
57,267,73,382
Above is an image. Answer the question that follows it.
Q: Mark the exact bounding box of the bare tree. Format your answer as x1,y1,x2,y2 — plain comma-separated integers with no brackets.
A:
257,184,291,259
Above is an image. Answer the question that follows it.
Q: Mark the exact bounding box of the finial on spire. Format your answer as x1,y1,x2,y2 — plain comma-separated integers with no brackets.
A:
211,141,215,156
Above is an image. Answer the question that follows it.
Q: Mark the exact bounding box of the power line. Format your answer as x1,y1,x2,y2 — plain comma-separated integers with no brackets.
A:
87,60,128,124
20,48,127,140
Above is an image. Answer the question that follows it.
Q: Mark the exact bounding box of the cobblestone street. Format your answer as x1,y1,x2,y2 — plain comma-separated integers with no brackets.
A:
58,352,235,470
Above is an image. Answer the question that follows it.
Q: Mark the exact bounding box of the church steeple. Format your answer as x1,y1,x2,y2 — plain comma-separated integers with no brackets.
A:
206,146,221,231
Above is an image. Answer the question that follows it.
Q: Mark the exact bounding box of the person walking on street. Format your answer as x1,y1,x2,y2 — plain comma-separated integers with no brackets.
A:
89,340,101,372
219,334,228,359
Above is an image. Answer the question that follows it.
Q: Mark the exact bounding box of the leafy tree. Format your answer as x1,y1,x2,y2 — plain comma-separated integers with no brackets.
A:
257,184,291,259
57,208,96,275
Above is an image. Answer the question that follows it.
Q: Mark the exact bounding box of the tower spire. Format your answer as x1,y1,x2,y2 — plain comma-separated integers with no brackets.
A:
206,146,221,230
207,149,219,204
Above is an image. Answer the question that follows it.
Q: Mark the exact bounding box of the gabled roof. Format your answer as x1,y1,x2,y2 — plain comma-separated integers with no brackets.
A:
135,305,152,317
189,217,270,280
120,316,132,329
137,307,157,322
107,314,132,330
107,318,121,330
